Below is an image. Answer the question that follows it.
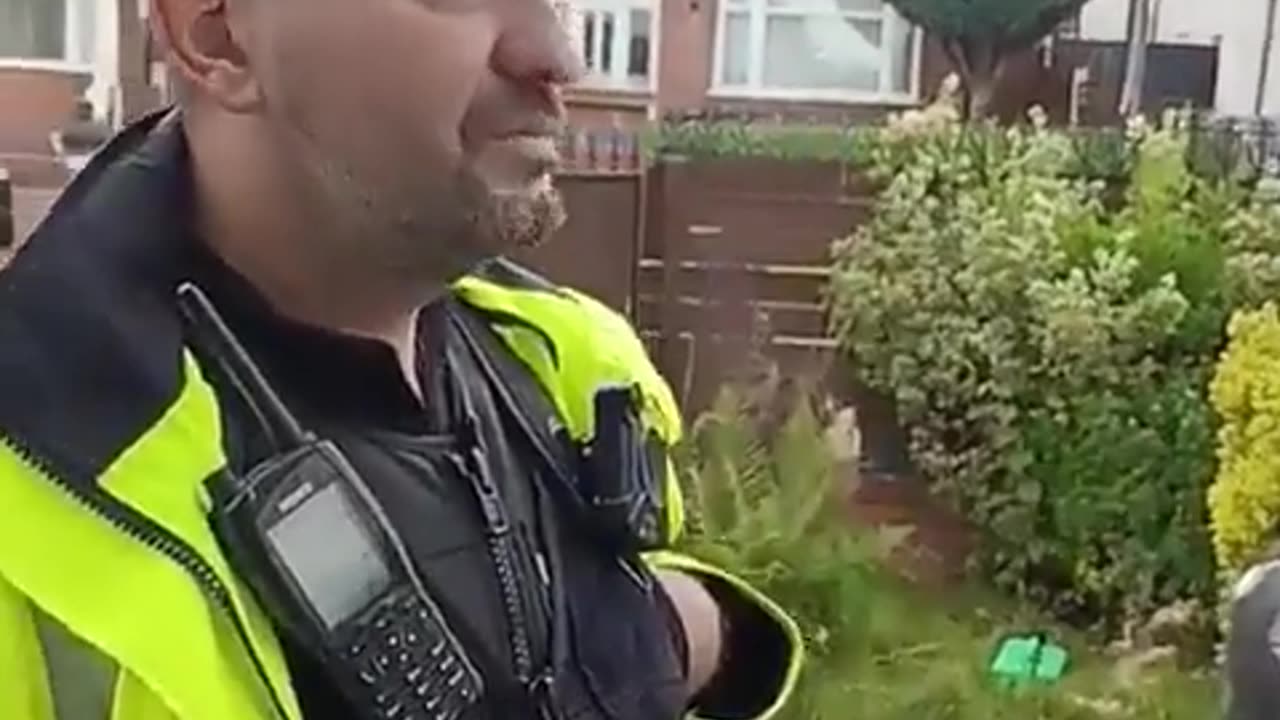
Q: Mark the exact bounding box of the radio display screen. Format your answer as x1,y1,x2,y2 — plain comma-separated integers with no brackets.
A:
266,482,394,628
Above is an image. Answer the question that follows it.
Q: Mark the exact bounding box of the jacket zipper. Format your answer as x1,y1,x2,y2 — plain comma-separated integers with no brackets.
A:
449,307,564,717
0,433,290,720
453,433,537,685
522,528,554,660
465,446,562,720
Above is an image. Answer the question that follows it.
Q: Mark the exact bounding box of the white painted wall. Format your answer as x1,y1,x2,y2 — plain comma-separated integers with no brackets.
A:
1079,0,1280,115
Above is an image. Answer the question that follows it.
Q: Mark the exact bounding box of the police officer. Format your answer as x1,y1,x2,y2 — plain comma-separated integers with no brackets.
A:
0,0,801,718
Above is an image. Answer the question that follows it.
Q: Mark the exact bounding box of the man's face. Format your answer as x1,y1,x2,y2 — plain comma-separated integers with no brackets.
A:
236,0,580,282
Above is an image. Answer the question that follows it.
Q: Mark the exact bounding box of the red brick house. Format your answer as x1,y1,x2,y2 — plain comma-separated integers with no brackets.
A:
557,0,1092,137
560,0,929,130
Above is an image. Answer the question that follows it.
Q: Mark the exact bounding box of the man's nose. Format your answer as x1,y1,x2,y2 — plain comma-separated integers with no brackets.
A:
492,0,586,89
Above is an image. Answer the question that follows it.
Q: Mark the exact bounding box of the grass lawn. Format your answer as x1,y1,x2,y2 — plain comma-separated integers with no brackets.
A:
780,569,1221,720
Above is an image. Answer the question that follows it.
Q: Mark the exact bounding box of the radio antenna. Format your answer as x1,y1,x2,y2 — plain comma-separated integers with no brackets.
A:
176,281,311,452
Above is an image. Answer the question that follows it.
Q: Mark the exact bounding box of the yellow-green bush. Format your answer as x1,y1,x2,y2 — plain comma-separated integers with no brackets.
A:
1209,302,1280,577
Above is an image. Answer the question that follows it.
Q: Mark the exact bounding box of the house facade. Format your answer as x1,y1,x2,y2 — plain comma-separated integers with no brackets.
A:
1078,0,1279,116
559,0,931,130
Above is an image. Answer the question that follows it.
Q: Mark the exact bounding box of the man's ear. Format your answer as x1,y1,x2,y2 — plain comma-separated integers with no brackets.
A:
151,0,262,112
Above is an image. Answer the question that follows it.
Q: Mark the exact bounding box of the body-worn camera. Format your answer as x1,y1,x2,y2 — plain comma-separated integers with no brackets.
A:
448,309,669,555
577,385,669,553
178,283,483,720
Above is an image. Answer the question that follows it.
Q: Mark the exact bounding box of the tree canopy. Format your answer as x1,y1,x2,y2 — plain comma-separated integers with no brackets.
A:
885,0,1094,116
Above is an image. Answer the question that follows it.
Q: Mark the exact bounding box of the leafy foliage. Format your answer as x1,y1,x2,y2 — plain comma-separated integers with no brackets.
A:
827,111,1280,632
673,383,1220,718
1208,303,1280,579
884,0,1090,116
675,383,893,717
645,117,880,164
886,0,1088,47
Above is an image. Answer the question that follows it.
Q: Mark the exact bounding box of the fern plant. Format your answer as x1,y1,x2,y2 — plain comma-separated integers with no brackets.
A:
674,382,903,718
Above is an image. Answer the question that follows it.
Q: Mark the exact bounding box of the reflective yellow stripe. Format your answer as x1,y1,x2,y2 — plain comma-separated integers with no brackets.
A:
111,670,181,720
33,606,117,720
454,278,682,444
643,551,805,720
100,353,302,720
455,277,687,542
0,352,301,720
0,575,56,720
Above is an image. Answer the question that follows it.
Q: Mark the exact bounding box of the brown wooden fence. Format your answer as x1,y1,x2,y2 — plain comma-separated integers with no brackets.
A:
526,156,882,414
525,155,920,523
636,158,873,412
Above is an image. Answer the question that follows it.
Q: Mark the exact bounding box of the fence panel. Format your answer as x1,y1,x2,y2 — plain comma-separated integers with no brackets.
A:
637,156,871,412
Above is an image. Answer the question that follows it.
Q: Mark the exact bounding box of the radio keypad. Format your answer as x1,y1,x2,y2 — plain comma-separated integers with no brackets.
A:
341,590,482,720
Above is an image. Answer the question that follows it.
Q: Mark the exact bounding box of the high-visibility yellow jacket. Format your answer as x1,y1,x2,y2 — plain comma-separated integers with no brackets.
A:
0,112,802,720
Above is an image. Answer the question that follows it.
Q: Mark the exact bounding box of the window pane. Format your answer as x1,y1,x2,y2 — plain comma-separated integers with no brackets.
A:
581,11,597,69
0,0,65,60
886,14,914,93
762,16,882,91
627,8,650,80
600,11,615,73
720,11,751,86
72,0,94,64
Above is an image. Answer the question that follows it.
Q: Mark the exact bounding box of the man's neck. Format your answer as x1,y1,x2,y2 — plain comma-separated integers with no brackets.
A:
186,118,429,399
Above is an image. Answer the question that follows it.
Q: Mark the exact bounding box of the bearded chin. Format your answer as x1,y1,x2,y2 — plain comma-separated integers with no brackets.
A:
494,184,567,250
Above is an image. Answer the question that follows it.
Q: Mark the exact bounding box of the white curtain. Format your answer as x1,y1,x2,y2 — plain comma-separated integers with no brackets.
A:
762,15,884,91
721,0,915,94
0,0,66,60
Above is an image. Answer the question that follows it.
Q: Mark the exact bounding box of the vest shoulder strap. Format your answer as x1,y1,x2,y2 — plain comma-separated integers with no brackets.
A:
453,258,683,446
447,302,577,486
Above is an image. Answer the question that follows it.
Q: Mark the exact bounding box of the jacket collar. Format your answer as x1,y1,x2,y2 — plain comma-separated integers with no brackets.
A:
0,109,200,482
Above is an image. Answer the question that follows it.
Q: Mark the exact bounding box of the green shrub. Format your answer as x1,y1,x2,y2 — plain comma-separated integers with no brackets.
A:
645,118,879,164
827,116,1242,631
674,382,1222,718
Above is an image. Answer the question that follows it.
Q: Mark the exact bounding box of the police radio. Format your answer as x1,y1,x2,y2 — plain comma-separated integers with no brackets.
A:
176,282,483,720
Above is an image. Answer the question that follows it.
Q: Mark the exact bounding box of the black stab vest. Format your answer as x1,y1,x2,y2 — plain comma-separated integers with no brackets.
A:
209,296,687,720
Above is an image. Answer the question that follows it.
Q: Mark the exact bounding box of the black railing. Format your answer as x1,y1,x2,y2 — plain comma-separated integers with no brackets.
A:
1186,114,1280,182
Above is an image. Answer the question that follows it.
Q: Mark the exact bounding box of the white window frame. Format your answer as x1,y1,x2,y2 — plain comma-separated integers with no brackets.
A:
0,0,95,72
562,0,659,93
710,0,922,104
